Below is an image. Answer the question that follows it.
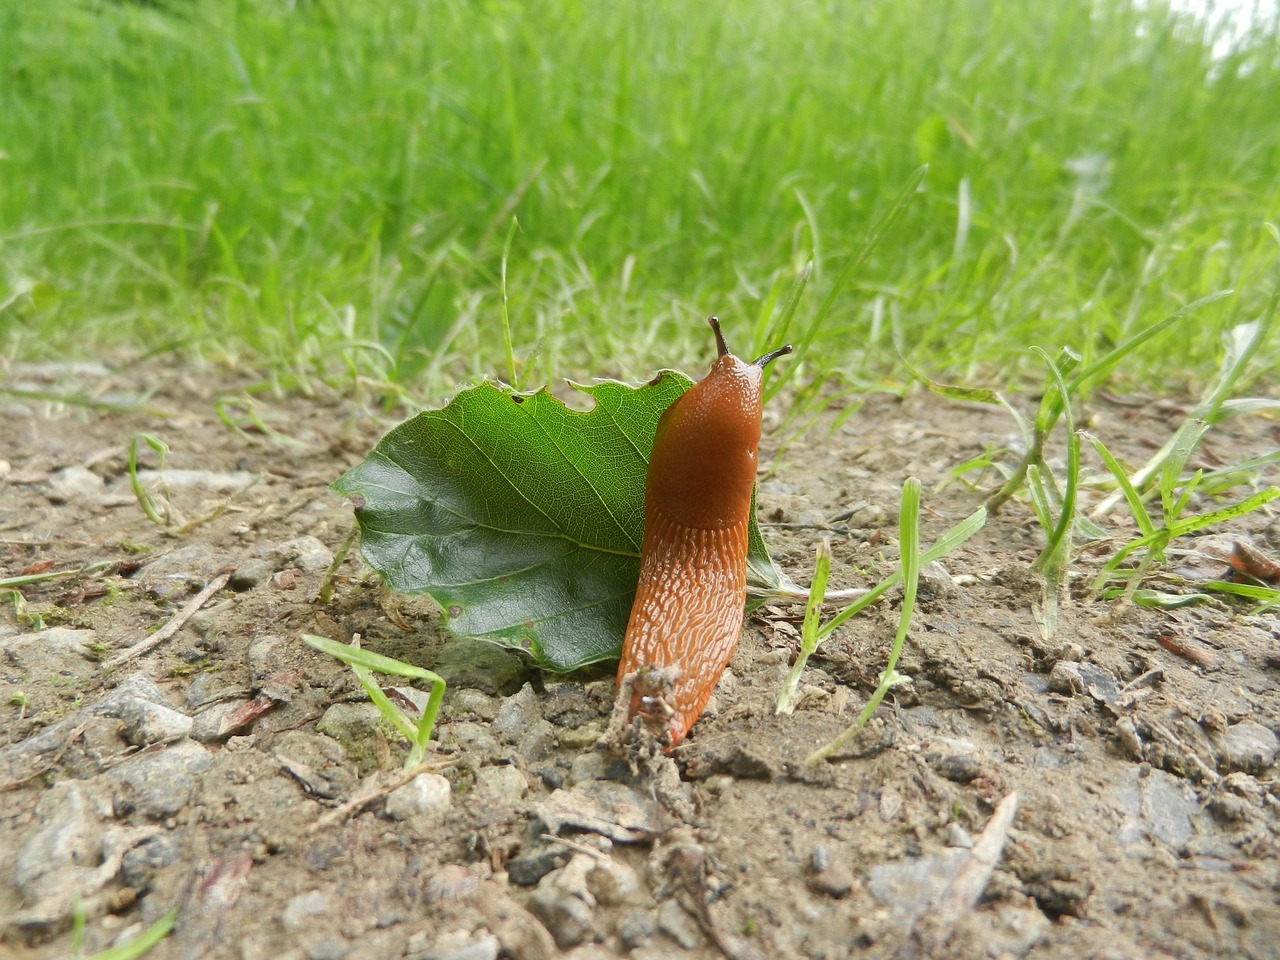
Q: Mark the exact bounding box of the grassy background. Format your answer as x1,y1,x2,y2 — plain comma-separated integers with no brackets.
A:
1,0,1277,397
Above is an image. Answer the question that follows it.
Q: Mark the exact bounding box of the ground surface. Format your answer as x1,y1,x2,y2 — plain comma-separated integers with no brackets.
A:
1,360,1278,960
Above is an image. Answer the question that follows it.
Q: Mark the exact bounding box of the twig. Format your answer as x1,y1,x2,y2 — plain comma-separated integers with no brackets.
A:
905,791,1019,956
308,758,454,833
102,571,232,669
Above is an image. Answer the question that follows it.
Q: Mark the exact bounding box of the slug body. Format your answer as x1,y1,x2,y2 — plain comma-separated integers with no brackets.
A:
616,318,791,748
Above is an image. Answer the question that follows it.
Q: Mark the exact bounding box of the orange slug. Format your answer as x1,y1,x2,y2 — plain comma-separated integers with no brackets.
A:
614,317,791,748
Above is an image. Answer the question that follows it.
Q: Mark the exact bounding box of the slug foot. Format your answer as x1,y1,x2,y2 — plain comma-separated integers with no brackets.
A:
597,663,681,753
598,664,696,822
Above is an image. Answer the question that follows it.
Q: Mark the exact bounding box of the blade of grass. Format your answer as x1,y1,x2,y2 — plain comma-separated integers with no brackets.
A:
301,634,446,768
776,537,831,715
807,477,922,763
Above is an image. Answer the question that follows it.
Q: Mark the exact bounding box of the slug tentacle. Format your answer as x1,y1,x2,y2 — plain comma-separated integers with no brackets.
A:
612,317,790,749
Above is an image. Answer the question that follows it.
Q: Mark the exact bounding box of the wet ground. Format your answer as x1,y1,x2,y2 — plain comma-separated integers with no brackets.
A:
1,360,1278,959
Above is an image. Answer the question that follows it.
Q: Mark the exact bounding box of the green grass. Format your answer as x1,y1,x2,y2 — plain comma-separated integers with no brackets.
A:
1,0,1278,394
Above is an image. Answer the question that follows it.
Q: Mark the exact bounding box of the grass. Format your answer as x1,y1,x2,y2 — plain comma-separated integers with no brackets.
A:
1,0,1278,395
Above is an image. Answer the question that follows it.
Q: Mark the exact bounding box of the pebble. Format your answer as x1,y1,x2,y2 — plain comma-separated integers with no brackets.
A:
918,561,957,597
191,700,252,743
506,847,571,887
316,702,385,743
244,634,290,686
930,753,982,784
0,672,169,782
229,558,274,591
492,684,543,742
568,751,607,785
1047,660,1085,696
46,465,105,503
1,626,97,671
114,698,194,747
584,857,639,906
271,535,334,573
106,739,212,819
806,845,854,899
385,773,451,821
134,544,234,599
656,900,706,949
431,638,530,696
307,937,350,960
282,890,329,931
1115,766,1198,850
473,765,528,804
121,834,181,891
618,911,657,949
418,930,501,960
444,721,503,759
528,883,594,949
1216,721,1279,775
14,781,106,900
447,688,501,721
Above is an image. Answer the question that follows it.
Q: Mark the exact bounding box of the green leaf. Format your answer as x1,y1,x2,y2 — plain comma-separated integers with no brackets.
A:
335,374,786,671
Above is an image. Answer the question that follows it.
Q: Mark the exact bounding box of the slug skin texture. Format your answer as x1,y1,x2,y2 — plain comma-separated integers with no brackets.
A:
616,322,788,748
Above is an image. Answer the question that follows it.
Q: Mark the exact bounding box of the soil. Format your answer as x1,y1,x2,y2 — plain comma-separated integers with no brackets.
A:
1,360,1279,960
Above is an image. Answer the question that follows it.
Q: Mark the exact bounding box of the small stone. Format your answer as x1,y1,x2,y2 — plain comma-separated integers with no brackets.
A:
229,558,274,591
432,638,530,696
308,936,349,960
618,911,657,949
585,858,639,906
419,930,501,960
316,702,385,743
115,698,193,747
282,890,329,931
447,689,500,721
536,766,564,790
944,823,974,848
1,626,97,670
517,719,558,761
656,900,705,949
121,835,181,891
931,753,982,784
473,765,528,804
271,535,334,573
385,773,451,821
443,721,502,759
507,847,571,887
528,883,594,949
1216,721,1279,774
245,635,289,686
106,740,212,819
1047,661,1085,696
14,781,105,900
1055,643,1085,663
134,544,233,600
918,561,957,597
491,683,543,742
807,861,854,899
46,465,105,503
568,752,607,785
191,700,252,742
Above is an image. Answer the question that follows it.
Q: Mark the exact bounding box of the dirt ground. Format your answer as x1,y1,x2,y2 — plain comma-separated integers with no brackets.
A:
1,360,1278,960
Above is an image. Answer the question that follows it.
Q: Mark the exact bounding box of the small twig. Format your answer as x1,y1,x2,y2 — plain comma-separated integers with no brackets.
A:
102,571,232,669
308,758,454,833
540,833,613,862
905,791,1020,956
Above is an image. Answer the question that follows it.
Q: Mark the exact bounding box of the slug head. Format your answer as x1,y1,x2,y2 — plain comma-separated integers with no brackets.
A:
645,318,791,529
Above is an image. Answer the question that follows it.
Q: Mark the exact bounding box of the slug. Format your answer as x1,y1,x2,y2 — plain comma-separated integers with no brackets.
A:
613,317,791,748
